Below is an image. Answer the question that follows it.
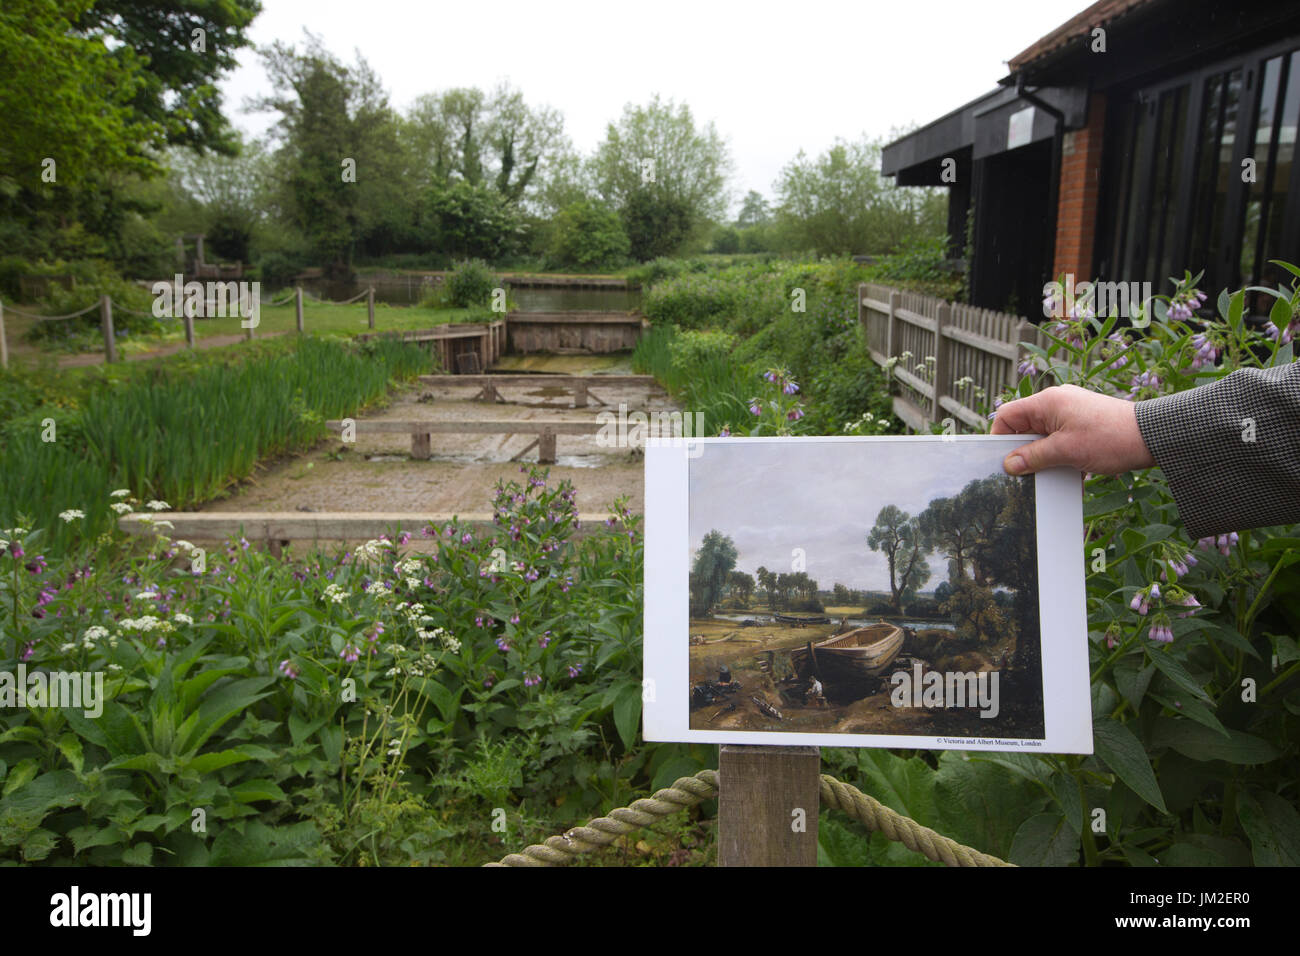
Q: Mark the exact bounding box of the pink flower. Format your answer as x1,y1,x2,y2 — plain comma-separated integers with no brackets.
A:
278,659,299,679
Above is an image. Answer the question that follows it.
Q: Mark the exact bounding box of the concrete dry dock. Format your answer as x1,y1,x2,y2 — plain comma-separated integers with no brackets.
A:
325,418,605,463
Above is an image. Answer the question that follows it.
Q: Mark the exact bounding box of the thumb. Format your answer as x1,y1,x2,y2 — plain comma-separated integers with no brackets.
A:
1004,432,1073,475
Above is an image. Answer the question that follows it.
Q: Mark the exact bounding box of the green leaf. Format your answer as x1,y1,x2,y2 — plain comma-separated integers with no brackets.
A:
187,749,257,775
287,713,326,747
1147,692,1229,738
1150,717,1280,765
1010,812,1078,866
121,842,154,866
208,820,321,866
612,681,642,751
55,733,84,774
1,758,39,797
1236,789,1300,866
230,779,288,804
1146,650,1212,704
1093,717,1166,813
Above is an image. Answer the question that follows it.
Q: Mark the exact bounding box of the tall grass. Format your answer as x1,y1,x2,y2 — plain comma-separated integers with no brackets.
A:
0,338,430,551
631,326,753,433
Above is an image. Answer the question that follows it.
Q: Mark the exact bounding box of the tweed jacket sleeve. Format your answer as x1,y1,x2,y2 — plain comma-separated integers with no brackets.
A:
1133,361,1300,539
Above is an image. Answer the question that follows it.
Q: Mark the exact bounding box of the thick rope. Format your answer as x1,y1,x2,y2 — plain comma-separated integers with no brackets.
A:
485,769,1012,867
3,301,101,320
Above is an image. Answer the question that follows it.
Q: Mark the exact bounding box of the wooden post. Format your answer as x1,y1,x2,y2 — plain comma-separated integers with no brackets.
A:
572,380,588,408
368,286,375,329
244,285,255,341
411,431,431,460
933,301,951,426
886,289,900,365
718,745,820,866
101,295,116,364
295,287,304,333
183,303,195,348
0,300,8,369
538,427,557,464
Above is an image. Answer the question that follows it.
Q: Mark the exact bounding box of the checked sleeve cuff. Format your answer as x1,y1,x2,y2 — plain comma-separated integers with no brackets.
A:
1133,363,1300,539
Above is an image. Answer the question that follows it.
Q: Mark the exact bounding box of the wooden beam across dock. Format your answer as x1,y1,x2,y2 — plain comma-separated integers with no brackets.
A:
324,418,604,462
418,373,657,407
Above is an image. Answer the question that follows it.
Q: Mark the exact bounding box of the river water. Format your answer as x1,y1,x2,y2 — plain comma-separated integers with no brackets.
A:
710,612,956,631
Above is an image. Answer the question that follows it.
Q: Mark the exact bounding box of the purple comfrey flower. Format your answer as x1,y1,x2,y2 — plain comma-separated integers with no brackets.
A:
763,370,777,383
1149,581,1161,602
21,642,34,661
156,636,167,648
475,615,485,627
567,663,582,678
719,426,731,437
539,631,551,649
510,613,520,624
783,380,799,395
398,531,411,545
561,575,573,593
278,659,299,679
1148,621,1174,643
1175,592,1201,618
523,673,542,688
1017,359,1038,378
461,532,472,544
1129,369,1162,398
340,644,360,663
524,568,539,582
787,407,804,421
1129,590,1150,616
26,554,48,574
749,400,762,416
496,636,512,652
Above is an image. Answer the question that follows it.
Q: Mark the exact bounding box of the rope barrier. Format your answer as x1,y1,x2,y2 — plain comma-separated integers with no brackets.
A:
484,769,1013,868
2,301,100,320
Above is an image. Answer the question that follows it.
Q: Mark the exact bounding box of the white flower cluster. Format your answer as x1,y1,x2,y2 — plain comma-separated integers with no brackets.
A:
110,502,133,515
119,615,173,634
110,490,131,499
354,538,391,563
146,500,170,512
136,590,159,600
174,613,194,626
364,580,391,597
59,509,86,522
322,584,348,605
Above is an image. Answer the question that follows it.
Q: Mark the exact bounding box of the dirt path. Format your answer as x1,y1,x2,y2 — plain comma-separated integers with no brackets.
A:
203,356,669,521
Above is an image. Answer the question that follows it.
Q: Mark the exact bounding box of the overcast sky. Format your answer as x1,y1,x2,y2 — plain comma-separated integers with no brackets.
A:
219,0,1089,213
688,441,1026,592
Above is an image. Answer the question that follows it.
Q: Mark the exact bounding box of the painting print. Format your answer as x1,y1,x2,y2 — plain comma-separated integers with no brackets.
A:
643,436,1092,753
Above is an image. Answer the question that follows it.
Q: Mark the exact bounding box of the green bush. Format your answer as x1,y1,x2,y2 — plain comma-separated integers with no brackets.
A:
444,259,499,309
548,199,630,270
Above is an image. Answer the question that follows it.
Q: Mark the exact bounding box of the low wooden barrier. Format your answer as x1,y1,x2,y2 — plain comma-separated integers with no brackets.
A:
506,312,646,354
325,418,604,463
120,511,617,555
418,373,658,407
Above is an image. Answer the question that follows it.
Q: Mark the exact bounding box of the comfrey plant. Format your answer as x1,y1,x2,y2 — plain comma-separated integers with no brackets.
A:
955,262,1300,866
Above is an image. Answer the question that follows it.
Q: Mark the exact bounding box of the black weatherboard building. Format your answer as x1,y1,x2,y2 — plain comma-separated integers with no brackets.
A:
882,0,1300,317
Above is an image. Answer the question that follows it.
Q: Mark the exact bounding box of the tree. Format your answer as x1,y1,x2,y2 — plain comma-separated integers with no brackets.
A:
619,189,695,261
422,180,523,261
867,505,932,614
727,570,755,607
404,83,569,209
549,198,629,269
590,95,733,254
918,494,977,583
690,531,738,615
773,135,946,257
736,190,770,228
256,34,408,275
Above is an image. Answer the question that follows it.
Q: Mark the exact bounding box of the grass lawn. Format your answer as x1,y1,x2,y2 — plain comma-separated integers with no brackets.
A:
185,301,482,339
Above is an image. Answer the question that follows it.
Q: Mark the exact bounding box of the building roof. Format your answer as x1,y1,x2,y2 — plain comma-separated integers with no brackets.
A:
1006,0,1161,73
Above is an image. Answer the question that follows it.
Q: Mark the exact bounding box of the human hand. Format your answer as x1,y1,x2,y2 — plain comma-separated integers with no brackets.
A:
991,384,1157,476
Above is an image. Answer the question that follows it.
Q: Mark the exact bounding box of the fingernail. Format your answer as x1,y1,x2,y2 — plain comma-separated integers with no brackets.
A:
1006,455,1027,474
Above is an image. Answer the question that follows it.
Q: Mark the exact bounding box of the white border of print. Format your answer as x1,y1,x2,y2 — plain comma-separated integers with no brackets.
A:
642,434,1092,754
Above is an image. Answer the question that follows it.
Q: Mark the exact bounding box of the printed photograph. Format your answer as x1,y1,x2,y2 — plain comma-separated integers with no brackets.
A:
687,439,1043,739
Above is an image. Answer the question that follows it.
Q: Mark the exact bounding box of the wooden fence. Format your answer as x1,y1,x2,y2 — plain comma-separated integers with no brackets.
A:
859,282,1050,432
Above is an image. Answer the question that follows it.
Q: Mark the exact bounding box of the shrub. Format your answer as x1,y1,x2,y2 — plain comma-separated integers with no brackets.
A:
548,199,630,270
444,259,499,309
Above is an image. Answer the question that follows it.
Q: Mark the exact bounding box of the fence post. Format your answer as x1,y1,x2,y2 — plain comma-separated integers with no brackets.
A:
886,290,900,364
244,286,255,341
718,744,820,866
183,301,195,348
296,287,304,333
101,295,116,364
0,300,8,369
368,286,375,329
933,301,951,426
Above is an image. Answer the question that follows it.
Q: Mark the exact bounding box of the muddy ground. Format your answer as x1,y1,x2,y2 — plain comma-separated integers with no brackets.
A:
687,618,1044,739
201,353,668,536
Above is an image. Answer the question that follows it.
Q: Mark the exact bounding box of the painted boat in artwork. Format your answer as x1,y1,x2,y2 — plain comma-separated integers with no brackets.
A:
789,623,905,682
773,613,831,626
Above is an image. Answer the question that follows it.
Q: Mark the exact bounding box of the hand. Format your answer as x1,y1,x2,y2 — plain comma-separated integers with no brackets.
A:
990,384,1157,476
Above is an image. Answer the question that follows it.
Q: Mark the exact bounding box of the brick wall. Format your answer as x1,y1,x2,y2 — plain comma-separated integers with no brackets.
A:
1052,92,1107,281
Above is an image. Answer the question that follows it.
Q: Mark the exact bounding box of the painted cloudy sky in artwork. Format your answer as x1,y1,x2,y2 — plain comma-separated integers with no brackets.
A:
688,439,1026,593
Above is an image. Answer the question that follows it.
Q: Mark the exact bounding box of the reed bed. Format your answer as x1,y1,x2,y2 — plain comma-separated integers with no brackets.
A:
0,338,431,551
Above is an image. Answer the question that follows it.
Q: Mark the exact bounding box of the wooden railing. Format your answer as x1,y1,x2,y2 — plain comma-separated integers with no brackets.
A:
859,283,1050,432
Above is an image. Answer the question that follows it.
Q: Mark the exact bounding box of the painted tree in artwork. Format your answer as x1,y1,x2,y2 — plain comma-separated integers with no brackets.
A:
690,530,738,615
866,505,931,614
918,494,977,583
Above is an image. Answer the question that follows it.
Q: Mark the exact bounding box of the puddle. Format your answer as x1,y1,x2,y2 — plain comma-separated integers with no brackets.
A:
416,452,616,468
366,455,410,462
